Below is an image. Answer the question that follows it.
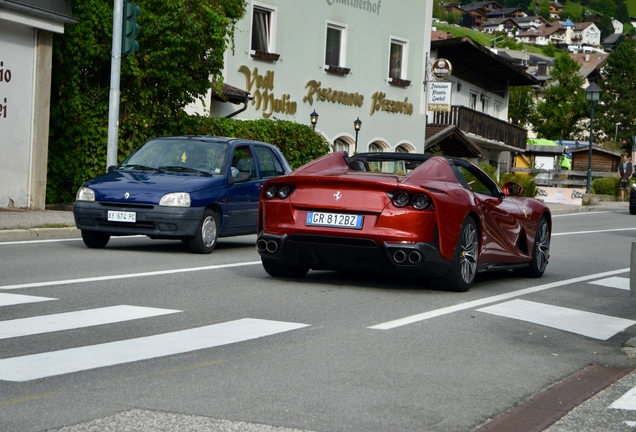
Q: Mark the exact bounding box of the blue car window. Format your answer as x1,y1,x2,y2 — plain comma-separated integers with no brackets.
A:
254,146,285,178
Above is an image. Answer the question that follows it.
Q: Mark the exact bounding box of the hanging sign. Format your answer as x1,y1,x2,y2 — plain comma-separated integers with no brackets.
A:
431,58,452,80
428,82,452,112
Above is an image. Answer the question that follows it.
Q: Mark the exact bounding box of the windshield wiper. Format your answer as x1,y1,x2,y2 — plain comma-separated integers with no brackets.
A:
158,166,212,176
119,164,164,172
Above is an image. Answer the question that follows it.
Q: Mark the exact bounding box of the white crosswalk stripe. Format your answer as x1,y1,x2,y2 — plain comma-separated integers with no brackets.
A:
0,318,310,382
0,305,181,340
610,386,636,410
0,292,56,306
589,276,630,290
478,299,636,340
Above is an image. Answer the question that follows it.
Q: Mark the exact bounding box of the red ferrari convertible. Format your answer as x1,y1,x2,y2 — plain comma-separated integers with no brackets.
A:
256,152,550,291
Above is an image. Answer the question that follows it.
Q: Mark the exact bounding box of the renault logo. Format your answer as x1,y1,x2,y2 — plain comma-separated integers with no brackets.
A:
124,192,130,199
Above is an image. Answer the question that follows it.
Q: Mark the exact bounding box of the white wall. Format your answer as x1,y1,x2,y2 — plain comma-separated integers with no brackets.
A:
203,0,432,153
0,20,35,208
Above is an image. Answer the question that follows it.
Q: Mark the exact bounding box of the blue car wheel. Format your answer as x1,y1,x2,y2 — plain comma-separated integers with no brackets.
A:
189,209,219,254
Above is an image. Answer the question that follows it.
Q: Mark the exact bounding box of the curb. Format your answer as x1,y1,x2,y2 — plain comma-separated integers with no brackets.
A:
0,227,81,241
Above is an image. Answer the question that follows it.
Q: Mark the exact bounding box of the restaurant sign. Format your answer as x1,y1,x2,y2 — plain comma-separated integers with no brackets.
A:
428,82,452,112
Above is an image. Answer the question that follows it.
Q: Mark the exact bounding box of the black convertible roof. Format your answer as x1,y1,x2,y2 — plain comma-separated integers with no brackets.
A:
347,152,473,169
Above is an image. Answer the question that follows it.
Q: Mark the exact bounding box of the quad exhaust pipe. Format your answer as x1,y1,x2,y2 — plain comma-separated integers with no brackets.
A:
257,239,278,253
392,249,422,265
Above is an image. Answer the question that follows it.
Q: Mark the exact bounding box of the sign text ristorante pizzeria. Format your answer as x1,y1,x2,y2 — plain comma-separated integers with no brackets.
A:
303,79,412,117
237,66,413,118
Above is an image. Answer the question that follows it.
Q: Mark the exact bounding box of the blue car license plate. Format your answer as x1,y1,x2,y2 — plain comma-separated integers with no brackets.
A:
306,212,363,229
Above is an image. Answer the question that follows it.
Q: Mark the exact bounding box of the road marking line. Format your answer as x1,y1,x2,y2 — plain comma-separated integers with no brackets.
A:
0,293,57,306
0,261,262,291
0,318,309,382
589,276,629,290
477,299,636,340
553,227,636,236
610,386,636,410
0,305,181,340
0,238,82,245
0,235,144,246
552,211,613,218
368,268,629,330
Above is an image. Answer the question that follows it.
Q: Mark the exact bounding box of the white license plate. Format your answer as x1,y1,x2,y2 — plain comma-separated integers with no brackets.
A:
306,212,363,229
107,210,136,223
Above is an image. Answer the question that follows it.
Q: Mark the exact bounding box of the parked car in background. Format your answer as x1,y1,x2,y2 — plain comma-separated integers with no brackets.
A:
74,136,291,253
257,152,551,292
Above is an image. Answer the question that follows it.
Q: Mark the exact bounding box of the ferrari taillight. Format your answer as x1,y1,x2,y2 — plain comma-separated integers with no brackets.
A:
264,184,293,200
387,192,432,210
264,184,278,199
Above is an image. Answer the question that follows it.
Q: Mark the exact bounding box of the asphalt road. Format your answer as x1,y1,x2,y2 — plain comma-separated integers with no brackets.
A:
1,208,636,432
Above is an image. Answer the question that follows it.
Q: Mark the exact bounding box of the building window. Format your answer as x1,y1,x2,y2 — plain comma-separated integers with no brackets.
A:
388,38,408,80
482,95,490,114
469,92,478,110
325,21,347,67
494,102,502,119
396,144,411,153
369,143,384,152
251,3,277,54
334,138,350,154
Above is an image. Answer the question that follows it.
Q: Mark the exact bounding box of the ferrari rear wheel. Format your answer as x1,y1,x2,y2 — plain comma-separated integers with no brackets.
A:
189,209,219,254
430,216,478,292
519,215,550,278
261,258,309,278
81,230,110,248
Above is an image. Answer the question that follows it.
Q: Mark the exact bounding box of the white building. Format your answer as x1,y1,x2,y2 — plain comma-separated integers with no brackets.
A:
0,0,76,209
201,0,434,154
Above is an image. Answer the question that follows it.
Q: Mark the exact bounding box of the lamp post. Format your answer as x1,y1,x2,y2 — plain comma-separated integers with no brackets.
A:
585,82,601,194
353,117,362,154
615,122,621,142
310,110,319,130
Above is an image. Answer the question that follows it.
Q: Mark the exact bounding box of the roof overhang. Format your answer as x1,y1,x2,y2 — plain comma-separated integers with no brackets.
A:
0,0,77,33
425,124,483,158
431,37,539,87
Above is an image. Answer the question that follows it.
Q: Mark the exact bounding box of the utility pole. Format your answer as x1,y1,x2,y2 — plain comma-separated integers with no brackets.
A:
106,0,124,170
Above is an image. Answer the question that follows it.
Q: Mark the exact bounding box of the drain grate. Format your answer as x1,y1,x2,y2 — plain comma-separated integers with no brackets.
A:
475,365,635,432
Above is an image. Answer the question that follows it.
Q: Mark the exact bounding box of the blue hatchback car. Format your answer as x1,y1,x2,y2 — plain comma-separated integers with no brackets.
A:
73,136,292,253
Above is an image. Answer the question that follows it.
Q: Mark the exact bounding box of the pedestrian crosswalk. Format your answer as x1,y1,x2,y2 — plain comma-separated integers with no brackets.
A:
1,273,634,383
0,298,309,382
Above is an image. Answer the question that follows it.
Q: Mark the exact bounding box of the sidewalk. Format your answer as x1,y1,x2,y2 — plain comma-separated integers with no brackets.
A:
0,206,79,241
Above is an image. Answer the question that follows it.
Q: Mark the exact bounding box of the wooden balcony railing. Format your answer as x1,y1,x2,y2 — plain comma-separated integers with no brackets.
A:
432,105,527,150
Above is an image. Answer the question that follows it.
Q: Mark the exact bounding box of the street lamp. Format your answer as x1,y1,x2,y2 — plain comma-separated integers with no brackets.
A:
585,82,601,194
353,117,362,154
310,110,319,130
615,122,621,142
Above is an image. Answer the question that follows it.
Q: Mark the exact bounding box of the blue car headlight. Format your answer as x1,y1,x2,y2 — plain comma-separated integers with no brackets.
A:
76,187,95,202
159,192,191,207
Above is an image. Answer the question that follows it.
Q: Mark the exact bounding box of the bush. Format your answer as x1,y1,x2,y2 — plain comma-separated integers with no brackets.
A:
46,116,330,204
184,116,330,171
592,177,619,196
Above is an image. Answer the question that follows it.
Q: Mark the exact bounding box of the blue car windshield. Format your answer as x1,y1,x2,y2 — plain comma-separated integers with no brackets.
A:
120,139,231,176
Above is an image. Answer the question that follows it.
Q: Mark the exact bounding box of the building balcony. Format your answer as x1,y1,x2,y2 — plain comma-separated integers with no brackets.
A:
431,105,527,151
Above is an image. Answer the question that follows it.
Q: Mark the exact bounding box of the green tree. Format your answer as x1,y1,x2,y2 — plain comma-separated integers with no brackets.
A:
433,1,447,21
47,0,247,203
538,0,551,20
596,43,636,151
531,53,588,139
598,14,615,39
616,1,629,23
508,86,536,128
